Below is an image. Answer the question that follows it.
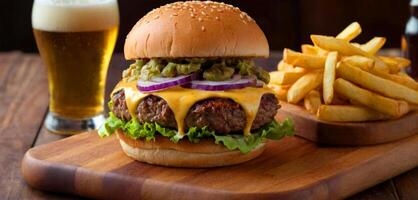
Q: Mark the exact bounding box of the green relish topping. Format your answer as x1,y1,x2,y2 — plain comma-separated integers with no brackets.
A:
122,58,270,84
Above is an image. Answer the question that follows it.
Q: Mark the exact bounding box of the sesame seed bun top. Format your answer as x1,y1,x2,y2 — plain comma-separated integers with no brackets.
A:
124,1,269,59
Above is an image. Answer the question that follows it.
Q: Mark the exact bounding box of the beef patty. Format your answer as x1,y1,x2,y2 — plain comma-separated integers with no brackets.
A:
111,90,279,134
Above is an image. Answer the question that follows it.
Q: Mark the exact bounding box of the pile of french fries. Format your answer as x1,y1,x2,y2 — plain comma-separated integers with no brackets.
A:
269,22,418,122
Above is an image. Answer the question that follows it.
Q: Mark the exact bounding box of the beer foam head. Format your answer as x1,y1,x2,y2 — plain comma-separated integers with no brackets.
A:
32,0,119,32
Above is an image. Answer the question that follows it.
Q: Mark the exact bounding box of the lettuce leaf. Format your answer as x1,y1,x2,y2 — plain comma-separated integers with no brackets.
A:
212,134,263,154
98,112,295,154
257,118,295,139
98,112,123,137
186,126,214,143
211,118,294,153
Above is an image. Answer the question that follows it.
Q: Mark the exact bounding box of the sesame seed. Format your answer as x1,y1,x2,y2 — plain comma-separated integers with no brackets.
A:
201,26,205,31
148,1,255,26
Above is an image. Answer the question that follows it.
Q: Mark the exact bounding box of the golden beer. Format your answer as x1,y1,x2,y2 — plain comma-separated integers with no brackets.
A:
32,0,119,133
33,28,118,118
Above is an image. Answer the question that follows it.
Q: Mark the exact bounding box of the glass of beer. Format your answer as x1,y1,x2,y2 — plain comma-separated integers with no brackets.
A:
32,0,119,134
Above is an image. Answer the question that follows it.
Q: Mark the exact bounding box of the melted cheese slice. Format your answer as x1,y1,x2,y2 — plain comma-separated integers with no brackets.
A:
112,81,274,136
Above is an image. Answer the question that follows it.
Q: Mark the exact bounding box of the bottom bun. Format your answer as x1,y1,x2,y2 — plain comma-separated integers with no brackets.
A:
116,129,266,168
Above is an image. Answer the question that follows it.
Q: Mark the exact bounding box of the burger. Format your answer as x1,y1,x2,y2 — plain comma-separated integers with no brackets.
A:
99,1,294,167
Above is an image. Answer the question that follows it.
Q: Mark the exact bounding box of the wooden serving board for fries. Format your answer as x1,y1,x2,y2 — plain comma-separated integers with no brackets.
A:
22,128,418,200
277,101,418,146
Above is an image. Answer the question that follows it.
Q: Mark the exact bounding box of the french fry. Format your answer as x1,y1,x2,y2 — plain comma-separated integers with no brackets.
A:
310,35,390,73
277,61,307,73
304,90,322,114
334,78,409,117
336,22,362,41
341,56,374,71
277,60,294,71
301,44,317,55
379,56,397,67
369,69,418,91
276,21,416,122
374,58,393,73
268,84,289,101
399,72,418,86
392,57,411,68
378,57,401,73
287,72,323,103
323,52,338,104
336,62,418,104
312,35,365,55
380,56,411,69
361,37,386,55
293,67,308,73
301,44,328,56
317,105,389,122
283,48,326,69
270,71,306,85
351,43,362,48
278,62,306,74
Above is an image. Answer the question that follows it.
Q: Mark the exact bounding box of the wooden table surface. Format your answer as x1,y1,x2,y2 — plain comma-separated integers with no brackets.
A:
1,51,417,200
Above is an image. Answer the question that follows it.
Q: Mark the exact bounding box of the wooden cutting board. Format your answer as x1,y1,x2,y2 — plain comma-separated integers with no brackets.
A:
277,102,418,146
22,131,418,200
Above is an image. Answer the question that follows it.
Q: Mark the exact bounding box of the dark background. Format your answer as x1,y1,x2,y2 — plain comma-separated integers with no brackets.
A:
0,0,411,53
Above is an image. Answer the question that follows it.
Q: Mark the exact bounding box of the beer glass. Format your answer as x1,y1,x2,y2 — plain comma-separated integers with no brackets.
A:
32,0,119,134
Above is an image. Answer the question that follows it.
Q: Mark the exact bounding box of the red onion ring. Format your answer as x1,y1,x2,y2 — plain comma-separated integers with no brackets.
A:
137,73,197,92
183,76,257,91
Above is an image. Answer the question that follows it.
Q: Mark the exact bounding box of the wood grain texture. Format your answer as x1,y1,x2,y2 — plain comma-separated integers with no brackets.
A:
0,52,50,199
394,168,418,200
348,180,399,200
277,102,418,146
34,126,67,146
20,126,84,200
21,131,418,200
